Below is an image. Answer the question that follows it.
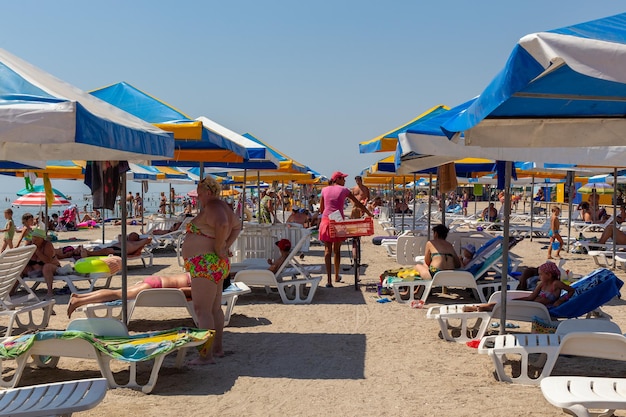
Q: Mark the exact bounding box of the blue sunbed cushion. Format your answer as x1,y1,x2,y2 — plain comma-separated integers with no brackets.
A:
549,268,623,319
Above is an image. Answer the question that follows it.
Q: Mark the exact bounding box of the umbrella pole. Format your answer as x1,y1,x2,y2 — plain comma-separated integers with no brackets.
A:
530,176,535,241
474,185,477,217
120,173,128,325
169,183,172,218
242,169,247,230
257,172,261,221
391,178,396,230
402,176,406,232
282,180,286,222
614,168,618,269
427,173,433,238
141,182,146,234
412,174,417,230
566,171,574,253
499,161,512,334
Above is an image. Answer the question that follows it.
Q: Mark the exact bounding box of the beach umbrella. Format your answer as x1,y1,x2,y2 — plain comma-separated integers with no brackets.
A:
577,182,614,194
12,192,70,206
0,50,173,161
0,50,179,325
1,160,86,180
359,105,450,154
16,185,68,199
89,82,251,164
400,12,626,330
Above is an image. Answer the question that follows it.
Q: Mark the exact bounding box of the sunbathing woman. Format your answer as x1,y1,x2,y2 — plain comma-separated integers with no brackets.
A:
55,245,83,260
79,232,151,258
414,224,461,280
67,272,192,318
463,261,574,312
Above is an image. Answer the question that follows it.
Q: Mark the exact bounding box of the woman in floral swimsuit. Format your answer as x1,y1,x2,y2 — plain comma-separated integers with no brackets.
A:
181,176,242,365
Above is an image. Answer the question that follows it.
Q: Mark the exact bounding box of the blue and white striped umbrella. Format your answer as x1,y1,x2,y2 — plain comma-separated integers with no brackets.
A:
0,49,173,161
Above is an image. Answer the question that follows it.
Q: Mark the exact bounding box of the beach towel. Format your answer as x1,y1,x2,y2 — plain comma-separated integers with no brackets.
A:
0,327,213,362
548,268,623,319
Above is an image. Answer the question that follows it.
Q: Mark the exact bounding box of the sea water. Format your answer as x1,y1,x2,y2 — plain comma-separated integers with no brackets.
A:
0,191,182,225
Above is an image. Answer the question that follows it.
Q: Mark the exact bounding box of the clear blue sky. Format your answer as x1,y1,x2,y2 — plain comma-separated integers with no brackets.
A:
2,1,625,194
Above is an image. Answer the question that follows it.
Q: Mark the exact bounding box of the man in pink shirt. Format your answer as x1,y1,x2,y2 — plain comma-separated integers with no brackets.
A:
319,171,372,287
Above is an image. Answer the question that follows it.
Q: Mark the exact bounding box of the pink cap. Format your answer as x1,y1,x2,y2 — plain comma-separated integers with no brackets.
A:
331,171,348,182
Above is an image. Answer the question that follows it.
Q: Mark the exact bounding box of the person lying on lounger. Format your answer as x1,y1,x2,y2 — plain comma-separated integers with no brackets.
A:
462,261,574,312
598,223,626,245
79,232,152,258
67,272,192,318
67,243,291,318
151,222,182,235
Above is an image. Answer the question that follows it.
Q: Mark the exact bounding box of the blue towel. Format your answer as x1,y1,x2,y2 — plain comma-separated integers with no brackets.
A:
549,268,623,319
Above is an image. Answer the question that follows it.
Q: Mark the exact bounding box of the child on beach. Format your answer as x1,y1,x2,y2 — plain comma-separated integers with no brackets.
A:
0,209,15,252
267,239,292,273
460,244,475,267
463,261,574,312
15,212,34,247
547,206,564,259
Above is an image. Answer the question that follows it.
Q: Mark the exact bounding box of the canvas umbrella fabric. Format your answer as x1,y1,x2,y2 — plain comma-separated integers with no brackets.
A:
577,182,614,194
89,82,250,164
359,105,450,154
16,185,69,199
0,50,173,161
13,192,70,206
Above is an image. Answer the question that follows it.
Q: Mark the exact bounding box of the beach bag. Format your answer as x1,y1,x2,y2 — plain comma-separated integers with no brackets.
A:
531,316,558,334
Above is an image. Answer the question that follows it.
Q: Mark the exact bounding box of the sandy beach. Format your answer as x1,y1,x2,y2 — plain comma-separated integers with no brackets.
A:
6,209,626,417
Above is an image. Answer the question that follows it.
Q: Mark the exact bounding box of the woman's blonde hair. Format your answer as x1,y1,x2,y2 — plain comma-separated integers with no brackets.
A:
198,176,222,195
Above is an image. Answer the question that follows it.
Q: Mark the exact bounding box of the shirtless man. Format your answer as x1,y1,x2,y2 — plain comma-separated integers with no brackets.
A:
352,176,370,206
286,208,309,226
351,176,370,217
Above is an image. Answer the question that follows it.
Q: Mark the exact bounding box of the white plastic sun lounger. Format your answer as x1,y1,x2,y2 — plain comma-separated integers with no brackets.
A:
541,376,626,417
0,377,107,417
0,318,211,394
77,282,251,326
478,322,625,385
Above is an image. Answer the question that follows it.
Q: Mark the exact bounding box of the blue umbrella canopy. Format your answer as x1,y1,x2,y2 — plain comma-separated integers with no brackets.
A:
89,82,249,163
0,49,173,161
439,13,626,154
359,105,449,154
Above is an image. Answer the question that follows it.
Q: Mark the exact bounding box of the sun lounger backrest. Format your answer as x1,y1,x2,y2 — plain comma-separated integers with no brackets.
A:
0,246,37,304
461,237,503,271
548,268,624,319
490,300,552,323
232,227,275,262
396,236,428,265
555,318,622,335
67,318,129,336
558,332,626,361
486,290,532,303
465,245,504,280
273,231,312,277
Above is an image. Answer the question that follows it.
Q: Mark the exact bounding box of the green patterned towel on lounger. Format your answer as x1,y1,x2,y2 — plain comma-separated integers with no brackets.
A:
0,327,213,361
